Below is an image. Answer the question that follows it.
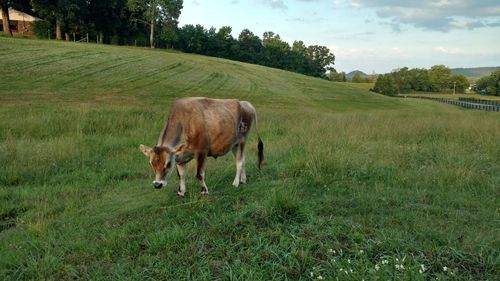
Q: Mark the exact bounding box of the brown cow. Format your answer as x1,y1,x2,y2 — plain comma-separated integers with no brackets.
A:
140,97,263,197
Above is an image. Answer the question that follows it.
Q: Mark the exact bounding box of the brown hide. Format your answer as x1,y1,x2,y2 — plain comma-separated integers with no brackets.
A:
159,97,255,158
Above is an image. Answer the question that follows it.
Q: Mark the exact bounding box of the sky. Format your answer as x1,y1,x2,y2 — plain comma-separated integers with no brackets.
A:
178,0,500,74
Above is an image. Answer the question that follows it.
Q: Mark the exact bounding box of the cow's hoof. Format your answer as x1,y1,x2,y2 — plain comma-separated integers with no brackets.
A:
201,190,209,195
177,191,185,197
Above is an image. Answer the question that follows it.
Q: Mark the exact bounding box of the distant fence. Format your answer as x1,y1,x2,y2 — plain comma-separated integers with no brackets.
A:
458,97,500,107
405,96,500,112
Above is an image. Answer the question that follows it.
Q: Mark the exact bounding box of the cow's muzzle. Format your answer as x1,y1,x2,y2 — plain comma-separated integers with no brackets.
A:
152,180,165,189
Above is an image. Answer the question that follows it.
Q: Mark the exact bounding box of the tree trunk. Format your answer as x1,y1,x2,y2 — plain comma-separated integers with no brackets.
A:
65,32,70,41
1,5,12,36
99,31,103,44
55,15,62,40
150,18,154,48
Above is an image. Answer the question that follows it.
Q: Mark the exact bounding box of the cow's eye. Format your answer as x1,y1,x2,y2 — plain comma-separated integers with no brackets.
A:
166,162,171,169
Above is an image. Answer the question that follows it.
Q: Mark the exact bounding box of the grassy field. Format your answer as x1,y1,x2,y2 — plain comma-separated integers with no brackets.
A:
0,38,499,280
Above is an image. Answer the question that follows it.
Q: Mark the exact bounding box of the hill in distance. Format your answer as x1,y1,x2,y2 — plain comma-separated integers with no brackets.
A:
346,70,368,80
451,67,500,78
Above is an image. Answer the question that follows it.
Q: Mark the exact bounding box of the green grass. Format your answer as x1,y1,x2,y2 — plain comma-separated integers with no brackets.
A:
341,82,374,91
0,37,499,280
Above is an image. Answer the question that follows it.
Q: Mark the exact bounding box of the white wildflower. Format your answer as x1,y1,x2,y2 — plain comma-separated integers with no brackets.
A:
359,250,364,254
443,266,448,272
382,259,389,265
419,264,426,273
347,259,351,263
310,272,314,277
375,264,380,271
317,275,323,280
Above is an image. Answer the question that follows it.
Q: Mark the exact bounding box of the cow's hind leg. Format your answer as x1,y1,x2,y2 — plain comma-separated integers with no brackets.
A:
232,142,246,187
197,153,209,195
239,142,247,184
177,163,187,197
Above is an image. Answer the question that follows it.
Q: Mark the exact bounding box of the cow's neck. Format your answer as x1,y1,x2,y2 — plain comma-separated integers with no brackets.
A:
157,116,181,148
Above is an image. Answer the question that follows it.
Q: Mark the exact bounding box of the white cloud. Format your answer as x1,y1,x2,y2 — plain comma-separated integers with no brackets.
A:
258,0,287,10
342,0,500,32
433,46,462,54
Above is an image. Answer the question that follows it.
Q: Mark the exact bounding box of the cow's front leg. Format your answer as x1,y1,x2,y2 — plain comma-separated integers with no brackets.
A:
177,163,187,197
197,154,209,194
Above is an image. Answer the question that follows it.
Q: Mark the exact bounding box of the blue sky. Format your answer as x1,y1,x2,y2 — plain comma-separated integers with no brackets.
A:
178,0,500,74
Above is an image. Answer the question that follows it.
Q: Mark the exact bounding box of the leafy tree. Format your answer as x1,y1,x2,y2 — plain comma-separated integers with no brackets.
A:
261,31,290,69
408,68,431,91
475,70,500,96
451,74,469,94
329,70,346,82
429,64,453,92
237,28,261,63
373,74,397,96
1,0,13,35
175,24,207,53
305,45,335,77
127,0,182,48
31,0,65,40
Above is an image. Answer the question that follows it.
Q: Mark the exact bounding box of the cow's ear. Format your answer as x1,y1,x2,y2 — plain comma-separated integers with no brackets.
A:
171,143,186,155
140,144,152,156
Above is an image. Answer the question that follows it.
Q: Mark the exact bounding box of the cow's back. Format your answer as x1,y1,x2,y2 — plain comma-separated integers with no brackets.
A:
174,97,241,157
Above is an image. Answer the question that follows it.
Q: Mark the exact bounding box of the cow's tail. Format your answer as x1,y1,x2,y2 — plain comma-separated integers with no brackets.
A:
254,112,264,170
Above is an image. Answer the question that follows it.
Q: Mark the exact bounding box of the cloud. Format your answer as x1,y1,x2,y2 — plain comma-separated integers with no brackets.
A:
343,0,500,32
433,46,462,54
287,17,326,23
258,0,287,10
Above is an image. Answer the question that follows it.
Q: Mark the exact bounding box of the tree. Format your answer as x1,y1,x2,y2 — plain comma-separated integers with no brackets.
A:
475,70,500,96
451,74,469,94
329,70,346,82
305,45,335,77
31,0,65,40
261,31,290,69
429,64,452,92
128,0,183,48
237,29,261,63
1,0,13,36
373,74,397,96
408,68,431,91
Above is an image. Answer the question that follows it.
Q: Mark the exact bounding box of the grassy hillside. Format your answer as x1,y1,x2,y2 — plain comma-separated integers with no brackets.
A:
0,38,499,280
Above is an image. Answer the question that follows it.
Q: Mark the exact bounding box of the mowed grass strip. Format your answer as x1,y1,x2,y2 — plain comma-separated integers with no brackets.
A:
0,37,499,280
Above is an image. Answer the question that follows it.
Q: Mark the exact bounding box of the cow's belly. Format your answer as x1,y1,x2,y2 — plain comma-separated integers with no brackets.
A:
208,130,238,157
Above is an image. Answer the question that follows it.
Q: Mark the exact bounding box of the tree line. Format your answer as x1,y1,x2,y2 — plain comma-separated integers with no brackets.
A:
474,70,500,96
1,0,335,78
372,65,469,96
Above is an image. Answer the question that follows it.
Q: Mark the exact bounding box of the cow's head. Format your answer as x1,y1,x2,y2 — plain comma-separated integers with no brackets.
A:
139,144,184,189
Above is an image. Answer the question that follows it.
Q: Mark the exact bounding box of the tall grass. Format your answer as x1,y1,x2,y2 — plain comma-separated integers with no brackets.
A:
0,37,499,280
